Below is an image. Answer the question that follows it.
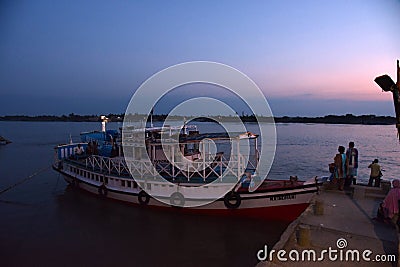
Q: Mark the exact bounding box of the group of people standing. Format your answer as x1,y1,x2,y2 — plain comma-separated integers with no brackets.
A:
331,142,359,190
331,141,383,190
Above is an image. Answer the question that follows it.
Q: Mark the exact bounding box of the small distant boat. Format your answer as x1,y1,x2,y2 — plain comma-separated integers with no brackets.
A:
0,136,11,145
239,131,259,139
53,118,321,221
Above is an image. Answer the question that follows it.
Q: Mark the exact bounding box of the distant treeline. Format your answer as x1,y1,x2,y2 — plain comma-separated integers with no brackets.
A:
275,114,396,125
0,113,396,125
0,113,122,122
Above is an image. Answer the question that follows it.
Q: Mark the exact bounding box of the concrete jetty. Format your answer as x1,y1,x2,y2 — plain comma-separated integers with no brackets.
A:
258,183,399,266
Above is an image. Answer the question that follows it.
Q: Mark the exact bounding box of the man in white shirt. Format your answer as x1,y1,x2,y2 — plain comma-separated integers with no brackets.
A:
74,144,85,155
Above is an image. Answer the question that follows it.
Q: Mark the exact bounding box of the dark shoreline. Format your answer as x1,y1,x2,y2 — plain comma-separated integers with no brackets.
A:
0,113,395,125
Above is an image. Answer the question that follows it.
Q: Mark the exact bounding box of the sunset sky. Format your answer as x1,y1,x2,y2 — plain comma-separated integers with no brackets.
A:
1,0,399,116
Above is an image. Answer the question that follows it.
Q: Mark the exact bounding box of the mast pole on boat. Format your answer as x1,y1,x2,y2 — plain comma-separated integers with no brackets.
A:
150,108,154,128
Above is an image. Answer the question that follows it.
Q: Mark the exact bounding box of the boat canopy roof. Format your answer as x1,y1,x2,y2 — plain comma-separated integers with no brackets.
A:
80,130,119,143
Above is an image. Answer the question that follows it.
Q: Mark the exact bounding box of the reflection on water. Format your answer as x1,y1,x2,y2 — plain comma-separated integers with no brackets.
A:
0,121,399,266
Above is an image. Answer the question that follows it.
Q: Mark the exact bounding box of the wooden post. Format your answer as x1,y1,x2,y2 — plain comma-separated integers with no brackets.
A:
297,224,311,247
397,60,399,88
314,200,324,215
395,60,400,140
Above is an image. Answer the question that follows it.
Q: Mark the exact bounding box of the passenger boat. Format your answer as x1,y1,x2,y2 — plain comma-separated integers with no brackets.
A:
53,118,321,221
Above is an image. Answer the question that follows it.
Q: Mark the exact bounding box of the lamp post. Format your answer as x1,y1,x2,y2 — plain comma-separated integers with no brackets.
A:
374,60,400,140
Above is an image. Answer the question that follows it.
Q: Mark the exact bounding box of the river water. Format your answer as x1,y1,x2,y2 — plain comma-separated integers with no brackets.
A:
0,121,399,266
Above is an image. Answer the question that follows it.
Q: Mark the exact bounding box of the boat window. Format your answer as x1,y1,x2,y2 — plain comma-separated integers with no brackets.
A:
121,180,125,187
127,181,131,188
147,183,151,190
133,182,138,188
96,175,99,181
100,176,104,183
105,177,108,184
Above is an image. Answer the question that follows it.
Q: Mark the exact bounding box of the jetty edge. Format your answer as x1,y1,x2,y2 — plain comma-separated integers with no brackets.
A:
257,183,399,266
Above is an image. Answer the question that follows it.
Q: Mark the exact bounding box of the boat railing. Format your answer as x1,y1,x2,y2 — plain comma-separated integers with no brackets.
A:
85,156,132,177
83,153,247,182
150,154,247,181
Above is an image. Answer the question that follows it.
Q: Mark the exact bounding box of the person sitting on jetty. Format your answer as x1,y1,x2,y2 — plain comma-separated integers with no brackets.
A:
332,146,347,191
368,159,382,187
376,179,400,227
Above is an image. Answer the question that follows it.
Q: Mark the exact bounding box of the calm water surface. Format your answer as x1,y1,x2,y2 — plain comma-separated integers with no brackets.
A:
0,122,283,267
1,121,399,266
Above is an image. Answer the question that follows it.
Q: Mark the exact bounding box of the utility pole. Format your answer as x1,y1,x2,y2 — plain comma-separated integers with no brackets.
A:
374,60,400,140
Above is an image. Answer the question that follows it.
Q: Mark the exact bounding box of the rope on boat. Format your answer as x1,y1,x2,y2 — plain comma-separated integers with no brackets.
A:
0,166,51,195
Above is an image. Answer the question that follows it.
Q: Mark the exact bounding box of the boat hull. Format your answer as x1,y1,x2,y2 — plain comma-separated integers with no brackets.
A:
54,164,318,222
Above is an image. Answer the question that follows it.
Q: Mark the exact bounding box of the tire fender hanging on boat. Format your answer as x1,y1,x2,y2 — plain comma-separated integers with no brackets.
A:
170,192,185,207
98,184,108,197
224,191,241,209
138,190,150,205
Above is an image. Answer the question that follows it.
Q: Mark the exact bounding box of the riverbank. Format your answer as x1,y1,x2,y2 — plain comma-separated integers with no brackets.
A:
258,183,399,266
0,114,395,125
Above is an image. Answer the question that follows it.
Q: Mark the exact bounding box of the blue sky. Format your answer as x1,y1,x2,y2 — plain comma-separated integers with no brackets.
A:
1,0,399,116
